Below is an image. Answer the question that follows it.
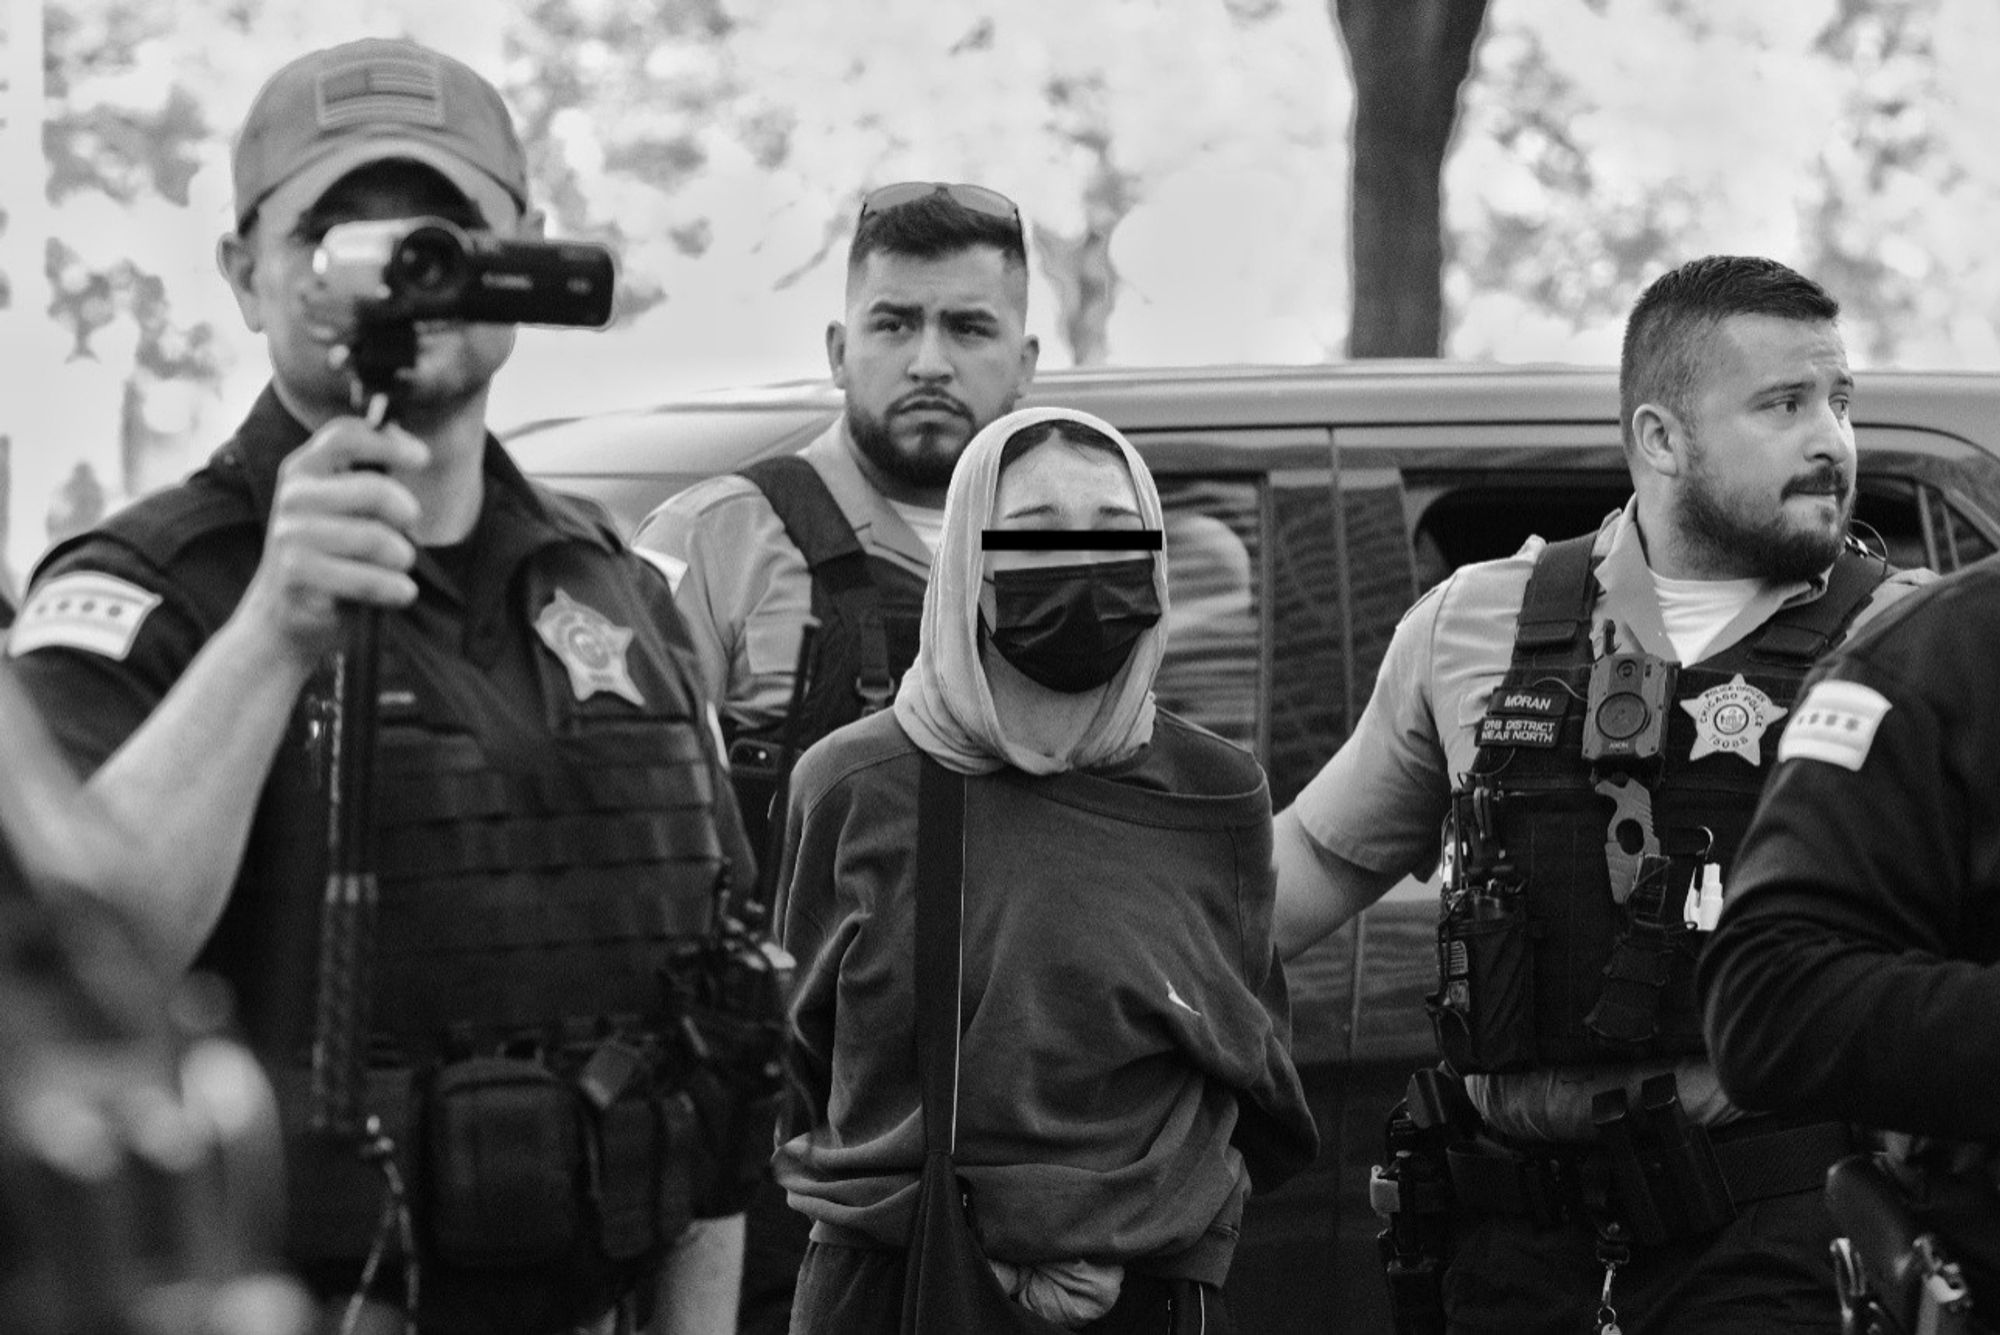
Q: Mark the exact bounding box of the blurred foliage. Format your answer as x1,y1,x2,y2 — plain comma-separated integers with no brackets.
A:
504,0,746,323
1445,0,2000,366
10,0,2000,583
1806,0,1954,364
9,0,1336,581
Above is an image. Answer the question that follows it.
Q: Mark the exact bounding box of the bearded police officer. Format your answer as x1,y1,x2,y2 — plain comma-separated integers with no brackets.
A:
1272,255,1935,1333
631,180,1036,1335
7,38,759,1335
632,182,1038,851
1702,552,2000,1323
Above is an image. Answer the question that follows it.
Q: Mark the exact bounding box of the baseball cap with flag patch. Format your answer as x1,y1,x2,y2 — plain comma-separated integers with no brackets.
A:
231,37,529,237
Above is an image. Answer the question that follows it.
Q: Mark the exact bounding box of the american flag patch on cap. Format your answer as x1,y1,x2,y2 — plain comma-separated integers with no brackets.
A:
316,52,446,129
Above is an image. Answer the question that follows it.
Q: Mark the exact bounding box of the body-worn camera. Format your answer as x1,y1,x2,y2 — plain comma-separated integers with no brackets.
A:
313,217,615,328
1582,650,1677,764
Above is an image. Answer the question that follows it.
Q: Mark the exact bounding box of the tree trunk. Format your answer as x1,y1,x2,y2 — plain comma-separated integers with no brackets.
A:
1032,142,1134,368
0,436,14,617
1333,0,1488,357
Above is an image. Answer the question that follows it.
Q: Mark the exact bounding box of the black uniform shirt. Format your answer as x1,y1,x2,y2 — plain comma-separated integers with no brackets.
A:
6,387,750,1029
1701,554,2000,1140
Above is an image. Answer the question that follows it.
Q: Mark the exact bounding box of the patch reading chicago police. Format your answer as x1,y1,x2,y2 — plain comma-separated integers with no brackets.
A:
1475,685,1567,748
1776,678,1892,772
1680,673,1786,765
534,589,644,706
8,572,162,661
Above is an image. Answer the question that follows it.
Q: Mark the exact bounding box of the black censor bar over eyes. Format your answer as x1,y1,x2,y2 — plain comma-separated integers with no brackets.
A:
981,529,1163,551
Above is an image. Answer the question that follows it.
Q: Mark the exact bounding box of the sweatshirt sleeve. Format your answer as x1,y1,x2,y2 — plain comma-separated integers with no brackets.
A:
773,749,844,1146
1227,791,1322,1191
1700,582,2000,1139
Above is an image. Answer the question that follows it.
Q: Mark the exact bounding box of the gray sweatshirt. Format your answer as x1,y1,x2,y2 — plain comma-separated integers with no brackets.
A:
773,710,1318,1284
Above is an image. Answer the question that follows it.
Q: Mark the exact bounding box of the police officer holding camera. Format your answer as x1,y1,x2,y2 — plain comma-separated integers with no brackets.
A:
1272,255,1933,1332
8,37,764,1335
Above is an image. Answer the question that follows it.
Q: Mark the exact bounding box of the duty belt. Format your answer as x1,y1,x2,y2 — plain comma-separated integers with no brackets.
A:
1447,1114,1854,1244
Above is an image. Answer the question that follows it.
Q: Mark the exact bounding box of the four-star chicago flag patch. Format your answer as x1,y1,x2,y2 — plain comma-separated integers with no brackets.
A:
1776,678,1893,772
8,572,161,660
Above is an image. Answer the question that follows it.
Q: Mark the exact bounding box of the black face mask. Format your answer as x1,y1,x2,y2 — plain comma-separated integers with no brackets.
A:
986,557,1163,693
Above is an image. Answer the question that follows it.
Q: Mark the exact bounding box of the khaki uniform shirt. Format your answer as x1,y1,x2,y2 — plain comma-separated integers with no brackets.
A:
630,421,933,736
1289,499,1933,1141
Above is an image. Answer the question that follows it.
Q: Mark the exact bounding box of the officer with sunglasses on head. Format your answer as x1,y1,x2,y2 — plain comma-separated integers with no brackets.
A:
632,182,1037,1334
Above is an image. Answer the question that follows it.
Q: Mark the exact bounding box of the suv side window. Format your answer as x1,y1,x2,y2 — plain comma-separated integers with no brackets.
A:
1380,429,2000,602
1409,477,1628,593
1152,478,1261,752
1134,429,1341,808
1920,483,1997,570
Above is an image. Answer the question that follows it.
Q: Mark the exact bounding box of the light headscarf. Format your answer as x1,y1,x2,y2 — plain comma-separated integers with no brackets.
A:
893,406,1170,775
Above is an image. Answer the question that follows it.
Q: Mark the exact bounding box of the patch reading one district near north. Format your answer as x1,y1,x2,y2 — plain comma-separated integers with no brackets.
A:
8,572,161,661
1475,686,1568,748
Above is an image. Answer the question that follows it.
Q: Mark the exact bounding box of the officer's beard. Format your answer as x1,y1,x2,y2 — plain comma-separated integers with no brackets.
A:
1674,449,1854,583
845,396,978,491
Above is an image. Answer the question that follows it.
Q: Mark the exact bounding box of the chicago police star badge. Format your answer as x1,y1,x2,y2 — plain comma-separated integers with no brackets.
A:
534,589,645,706
1679,673,1785,765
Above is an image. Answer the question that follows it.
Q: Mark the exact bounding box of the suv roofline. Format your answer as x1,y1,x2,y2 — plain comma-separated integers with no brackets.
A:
506,360,2000,441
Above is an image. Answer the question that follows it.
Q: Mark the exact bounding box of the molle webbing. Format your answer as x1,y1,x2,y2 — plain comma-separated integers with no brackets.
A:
379,809,721,879
367,720,724,1058
375,738,723,879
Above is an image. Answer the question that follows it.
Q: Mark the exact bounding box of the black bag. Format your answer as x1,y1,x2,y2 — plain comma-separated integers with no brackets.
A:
421,1056,589,1269
408,1043,698,1335
900,757,1066,1335
903,1148,1069,1335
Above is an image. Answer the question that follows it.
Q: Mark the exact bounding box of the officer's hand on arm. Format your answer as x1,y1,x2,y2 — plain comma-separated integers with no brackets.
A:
80,416,430,970
1273,806,1402,961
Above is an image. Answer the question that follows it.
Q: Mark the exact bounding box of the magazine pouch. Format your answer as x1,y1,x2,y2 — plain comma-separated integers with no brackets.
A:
422,1056,587,1270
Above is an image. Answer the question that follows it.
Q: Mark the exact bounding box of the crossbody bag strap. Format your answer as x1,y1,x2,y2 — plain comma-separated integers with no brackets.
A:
914,755,967,1158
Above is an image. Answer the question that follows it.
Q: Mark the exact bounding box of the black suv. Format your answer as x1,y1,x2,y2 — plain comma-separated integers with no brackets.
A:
508,361,2000,1332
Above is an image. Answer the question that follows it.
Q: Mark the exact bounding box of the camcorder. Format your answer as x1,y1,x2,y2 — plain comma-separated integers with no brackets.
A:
312,217,616,329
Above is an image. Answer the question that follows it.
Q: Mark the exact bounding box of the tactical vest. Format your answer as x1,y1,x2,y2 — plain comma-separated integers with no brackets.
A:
91,463,733,1333
728,456,928,848
361,543,726,1056
1430,535,1889,1073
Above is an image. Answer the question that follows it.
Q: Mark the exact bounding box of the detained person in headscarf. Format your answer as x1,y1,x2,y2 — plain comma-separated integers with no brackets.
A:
770,406,1319,1333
